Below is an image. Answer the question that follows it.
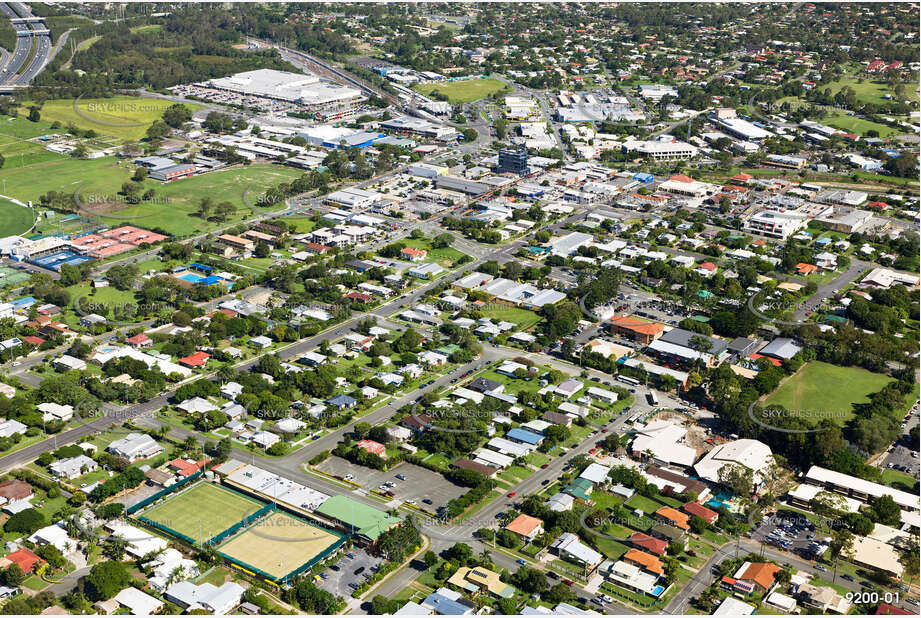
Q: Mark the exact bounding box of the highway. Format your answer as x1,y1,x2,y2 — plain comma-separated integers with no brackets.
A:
0,1,51,87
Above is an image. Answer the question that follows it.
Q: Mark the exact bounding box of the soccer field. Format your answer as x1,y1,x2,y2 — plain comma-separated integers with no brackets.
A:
217,511,344,580
140,482,263,543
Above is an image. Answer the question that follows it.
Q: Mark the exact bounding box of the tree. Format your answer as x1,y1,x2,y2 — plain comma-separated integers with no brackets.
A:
145,120,171,140
444,542,473,566
868,494,902,527
27,106,40,122
84,561,130,601
0,564,24,586
3,508,46,535
162,103,192,128
717,463,754,497
828,528,855,565
423,550,438,568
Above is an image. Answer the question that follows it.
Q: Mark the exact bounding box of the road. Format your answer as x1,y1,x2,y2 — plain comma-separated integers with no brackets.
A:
792,258,868,320
0,1,51,87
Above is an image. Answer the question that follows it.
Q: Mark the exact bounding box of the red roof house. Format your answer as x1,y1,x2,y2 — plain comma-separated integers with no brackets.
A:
4,548,44,573
167,458,208,477
22,336,45,346
356,440,387,457
125,333,152,348
178,351,210,368
683,501,719,524
629,532,667,556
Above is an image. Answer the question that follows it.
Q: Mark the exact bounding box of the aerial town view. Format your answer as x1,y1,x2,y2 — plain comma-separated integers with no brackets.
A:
0,1,916,616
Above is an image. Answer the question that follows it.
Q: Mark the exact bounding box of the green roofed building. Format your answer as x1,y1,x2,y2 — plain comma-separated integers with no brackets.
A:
314,495,400,543
563,477,594,501
696,290,715,300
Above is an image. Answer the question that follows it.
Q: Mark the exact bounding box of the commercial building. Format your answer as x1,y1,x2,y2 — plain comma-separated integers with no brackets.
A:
207,69,363,110
497,146,528,176
149,163,196,182
694,439,774,487
314,494,400,543
631,421,697,468
380,116,458,141
802,465,920,516
325,187,383,210
744,210,808,240
622,139,699,161
608,315,664,344
714,117,773,141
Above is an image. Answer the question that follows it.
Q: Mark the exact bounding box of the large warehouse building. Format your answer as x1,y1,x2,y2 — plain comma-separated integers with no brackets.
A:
207,69,364,110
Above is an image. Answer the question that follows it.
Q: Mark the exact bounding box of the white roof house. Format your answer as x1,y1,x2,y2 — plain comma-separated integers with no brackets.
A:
107,433,163,462
164,581,245,615
551,532,602,566
114,587,164,615
178,397,217,414
29,524,77,553
579,463,611,484
694,439,773,485
545,492,575,512
107,521,169,557
37,402,74,423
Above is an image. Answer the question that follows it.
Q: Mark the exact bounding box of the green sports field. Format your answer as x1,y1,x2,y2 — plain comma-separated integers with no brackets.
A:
763,361,893,424
23,95,205,141
414,78,508,103
0,197,35,235
140,482,264,543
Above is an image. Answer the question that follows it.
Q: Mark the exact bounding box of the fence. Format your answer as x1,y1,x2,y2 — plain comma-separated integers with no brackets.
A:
205,502,275,547
136,514,198,546
126,470,203,515
213,502,350,585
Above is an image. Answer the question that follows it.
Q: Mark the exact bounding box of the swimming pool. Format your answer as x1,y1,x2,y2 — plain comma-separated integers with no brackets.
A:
178,272,206,283
652,585,665,596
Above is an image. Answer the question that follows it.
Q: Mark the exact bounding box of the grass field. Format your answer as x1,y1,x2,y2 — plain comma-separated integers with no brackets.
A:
217,511,343,579
763,361,893,424
278,216,318,234
25,95,204,141
0,197,35,235
480,306,542,330
141,482,264,543
0,157,302,236
821,76,919,105
414,78,508,103
822,111,901,138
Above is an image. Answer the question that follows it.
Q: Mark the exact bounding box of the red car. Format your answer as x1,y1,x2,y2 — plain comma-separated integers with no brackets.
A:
508,492,517,498
601,429,608,433
589,448,597,453
563,579,574,587
541,464,549,469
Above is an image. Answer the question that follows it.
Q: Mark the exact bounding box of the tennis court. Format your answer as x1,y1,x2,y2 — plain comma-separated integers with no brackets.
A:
217,511,344,580
139,482,263,543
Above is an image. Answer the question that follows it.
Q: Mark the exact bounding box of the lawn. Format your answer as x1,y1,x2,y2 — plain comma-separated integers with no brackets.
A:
0,196,35,235
3,158,302,237
763,361,893,424
401,238,465,267
624,494,664,515
821,76,919,105
413,78,509,103
881,468,917,493
278,215,318,234
480,306,542,330
25,95,205,141
822,111,901,138
139,482,264,543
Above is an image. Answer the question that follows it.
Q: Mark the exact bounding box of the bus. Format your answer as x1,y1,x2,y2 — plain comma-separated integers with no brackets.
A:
617,375,640,387
646,391,659,406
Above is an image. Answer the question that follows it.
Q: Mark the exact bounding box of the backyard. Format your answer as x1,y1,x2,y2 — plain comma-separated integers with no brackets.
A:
413,78,509,103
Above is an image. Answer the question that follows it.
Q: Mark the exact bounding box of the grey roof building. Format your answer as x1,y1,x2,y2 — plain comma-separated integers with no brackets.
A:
757,337,803,360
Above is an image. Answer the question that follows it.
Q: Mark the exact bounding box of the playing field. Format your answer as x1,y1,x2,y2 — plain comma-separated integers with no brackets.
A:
140,482,264,543
217,511,343,579
414,78,508,103
764,361,893,424
0,197,35,235
24,96,205,141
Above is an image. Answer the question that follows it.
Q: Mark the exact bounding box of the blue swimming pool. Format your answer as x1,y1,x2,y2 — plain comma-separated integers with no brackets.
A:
652,585,665,597
179,272,205,283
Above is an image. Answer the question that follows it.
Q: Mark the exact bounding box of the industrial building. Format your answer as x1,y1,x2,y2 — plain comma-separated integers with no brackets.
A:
379,116,458,141
207,69,363,109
